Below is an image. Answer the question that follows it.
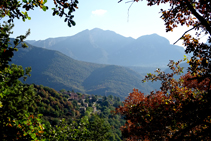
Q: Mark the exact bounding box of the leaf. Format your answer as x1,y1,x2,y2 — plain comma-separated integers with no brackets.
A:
44,0,47,4
42,6,47,11
70,20,76,26
67,21,72,27
52,11,57,16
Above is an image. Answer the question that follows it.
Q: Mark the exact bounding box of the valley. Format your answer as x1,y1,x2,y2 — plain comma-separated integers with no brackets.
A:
12,28,189,100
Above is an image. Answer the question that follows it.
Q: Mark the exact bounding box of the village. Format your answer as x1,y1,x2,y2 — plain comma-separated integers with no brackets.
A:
61,91,115,116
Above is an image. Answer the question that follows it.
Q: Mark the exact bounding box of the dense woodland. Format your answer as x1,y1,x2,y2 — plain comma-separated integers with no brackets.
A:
32,85,124,140
1,0,211,141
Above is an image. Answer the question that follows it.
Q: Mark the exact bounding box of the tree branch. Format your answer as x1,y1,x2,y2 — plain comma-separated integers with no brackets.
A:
127,2,134,22
184,0,211,35
173,24,199,45
170,120,200,141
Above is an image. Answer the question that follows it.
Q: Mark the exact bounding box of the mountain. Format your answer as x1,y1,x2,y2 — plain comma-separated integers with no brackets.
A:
26,36,69,49
27,28,134,64
11,43,153,100
109,34,185,67
26,28,185,68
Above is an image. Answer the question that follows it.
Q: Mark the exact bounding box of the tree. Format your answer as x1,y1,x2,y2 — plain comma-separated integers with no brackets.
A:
116,0,211,140
0,0,79,140
0,22,45,141
116,60,211,140
92,95,98,102
86,114,111,141
108,95,113,100
59,89,66,93
44,118,89,141
45,115,111,141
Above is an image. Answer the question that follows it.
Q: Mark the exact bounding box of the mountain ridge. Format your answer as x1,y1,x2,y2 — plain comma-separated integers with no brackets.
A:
26,28,186,67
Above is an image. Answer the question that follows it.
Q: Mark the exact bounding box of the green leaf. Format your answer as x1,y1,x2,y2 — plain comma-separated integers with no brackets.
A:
42,6,47,11
70,20,76,26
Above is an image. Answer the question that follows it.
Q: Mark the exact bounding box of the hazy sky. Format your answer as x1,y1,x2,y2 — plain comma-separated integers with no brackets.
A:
3,0,209,46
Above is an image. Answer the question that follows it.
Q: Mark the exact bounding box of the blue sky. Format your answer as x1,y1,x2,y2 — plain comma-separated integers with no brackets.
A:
3,0,208,46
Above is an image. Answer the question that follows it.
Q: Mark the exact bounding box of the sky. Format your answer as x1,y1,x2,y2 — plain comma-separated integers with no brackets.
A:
2,0,209,46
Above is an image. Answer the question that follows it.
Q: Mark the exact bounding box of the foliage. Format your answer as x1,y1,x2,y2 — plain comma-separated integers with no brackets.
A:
33,85,118,140
0,0,78,27
44,114,111,141
116,0,211,140
44,118,89,141
32,85,76,125
94,95,124,140
32,85,121,140
59,91,125,140
0,0,78,140
0,21,45,140
28,84,125,140
116,60,211,140
86,114,111,141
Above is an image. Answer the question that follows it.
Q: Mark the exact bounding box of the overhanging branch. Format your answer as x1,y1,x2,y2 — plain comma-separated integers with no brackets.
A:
184,0,211,35
173,24,199,45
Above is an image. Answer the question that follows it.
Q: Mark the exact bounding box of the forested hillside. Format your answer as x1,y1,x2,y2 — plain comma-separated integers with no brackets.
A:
32,85,124,140
11,42,153,100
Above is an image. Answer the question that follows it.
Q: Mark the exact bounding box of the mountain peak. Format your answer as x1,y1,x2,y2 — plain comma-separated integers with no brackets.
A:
89,28,104,32
89,28,115,35
137,33,170,45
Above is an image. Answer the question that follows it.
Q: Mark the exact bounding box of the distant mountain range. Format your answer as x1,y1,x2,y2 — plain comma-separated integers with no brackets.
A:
26,28,186,68
11,42,154,100
10,28,189,100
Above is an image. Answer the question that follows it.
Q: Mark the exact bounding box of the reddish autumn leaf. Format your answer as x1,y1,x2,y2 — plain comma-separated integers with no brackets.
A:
116,1,211,139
